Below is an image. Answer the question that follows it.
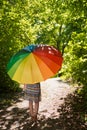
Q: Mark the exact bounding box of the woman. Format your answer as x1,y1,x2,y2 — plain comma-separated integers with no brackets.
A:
24,82,41,124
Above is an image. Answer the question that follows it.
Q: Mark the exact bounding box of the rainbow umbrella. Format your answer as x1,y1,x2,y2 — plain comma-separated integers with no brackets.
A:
7,44,63,84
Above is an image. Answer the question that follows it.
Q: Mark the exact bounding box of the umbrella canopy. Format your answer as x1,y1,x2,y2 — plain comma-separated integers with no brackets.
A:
7,44,63,84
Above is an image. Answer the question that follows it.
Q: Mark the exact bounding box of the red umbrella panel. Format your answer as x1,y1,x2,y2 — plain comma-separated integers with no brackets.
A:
7,44,63,84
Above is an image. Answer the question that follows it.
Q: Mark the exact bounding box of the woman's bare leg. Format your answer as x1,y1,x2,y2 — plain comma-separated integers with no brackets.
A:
34,102,39,115
29,101,33,116
33,102,39,122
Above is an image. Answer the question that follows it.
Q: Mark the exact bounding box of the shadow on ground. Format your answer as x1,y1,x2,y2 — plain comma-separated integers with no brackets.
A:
0,90,87,130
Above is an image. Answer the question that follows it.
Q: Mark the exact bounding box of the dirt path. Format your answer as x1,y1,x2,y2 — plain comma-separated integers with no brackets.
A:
10,78,75,118
39,78,75,118
0,78,86,130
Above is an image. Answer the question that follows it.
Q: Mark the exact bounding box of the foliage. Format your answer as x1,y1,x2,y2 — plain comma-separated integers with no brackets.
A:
0,0,30,92
61,0,87,86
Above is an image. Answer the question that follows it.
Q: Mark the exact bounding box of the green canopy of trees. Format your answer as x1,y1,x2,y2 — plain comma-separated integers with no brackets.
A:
0,0,87,92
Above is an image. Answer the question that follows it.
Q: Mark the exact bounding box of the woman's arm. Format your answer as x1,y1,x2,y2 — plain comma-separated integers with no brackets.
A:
23,84,26,91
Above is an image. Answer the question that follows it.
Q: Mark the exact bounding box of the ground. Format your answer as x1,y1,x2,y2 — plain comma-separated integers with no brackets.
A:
0,78,87,130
